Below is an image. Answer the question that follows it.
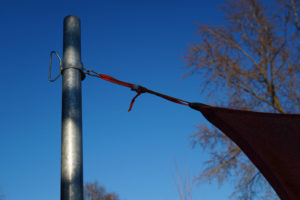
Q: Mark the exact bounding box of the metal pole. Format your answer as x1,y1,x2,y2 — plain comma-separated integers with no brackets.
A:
61,15,84,200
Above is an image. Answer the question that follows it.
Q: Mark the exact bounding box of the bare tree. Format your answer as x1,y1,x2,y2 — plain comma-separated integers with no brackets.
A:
84,181,119,200
185,0,300,199
173,161,194,200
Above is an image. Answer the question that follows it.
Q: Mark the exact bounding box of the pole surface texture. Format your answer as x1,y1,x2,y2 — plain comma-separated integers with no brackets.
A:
61,15,84,200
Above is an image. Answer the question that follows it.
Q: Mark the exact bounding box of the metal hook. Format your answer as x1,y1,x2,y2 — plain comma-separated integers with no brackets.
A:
49,51,62,82
83,68,101,77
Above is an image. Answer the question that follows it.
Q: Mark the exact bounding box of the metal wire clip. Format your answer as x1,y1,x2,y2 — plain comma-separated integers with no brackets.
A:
49,51,62,82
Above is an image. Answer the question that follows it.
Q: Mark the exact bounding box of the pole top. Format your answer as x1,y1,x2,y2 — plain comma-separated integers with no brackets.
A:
64,15,80,21
64,15,81,30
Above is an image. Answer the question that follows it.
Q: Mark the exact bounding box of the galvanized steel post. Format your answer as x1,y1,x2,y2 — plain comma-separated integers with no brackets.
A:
61,15,84,200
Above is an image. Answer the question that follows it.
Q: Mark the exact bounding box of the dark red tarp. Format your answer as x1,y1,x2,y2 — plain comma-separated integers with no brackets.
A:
189,103,300,200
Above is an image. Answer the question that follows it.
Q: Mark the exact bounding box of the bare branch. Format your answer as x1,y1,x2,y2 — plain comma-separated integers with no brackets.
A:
290,0,300,30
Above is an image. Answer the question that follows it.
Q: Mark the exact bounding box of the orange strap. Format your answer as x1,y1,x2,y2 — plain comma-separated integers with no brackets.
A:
86,70,190,111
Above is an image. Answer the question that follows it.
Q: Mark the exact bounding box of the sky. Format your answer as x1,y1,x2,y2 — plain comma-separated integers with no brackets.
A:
0,1,235,200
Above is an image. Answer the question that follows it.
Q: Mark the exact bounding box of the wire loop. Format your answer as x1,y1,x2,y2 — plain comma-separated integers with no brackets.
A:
49,51,62,82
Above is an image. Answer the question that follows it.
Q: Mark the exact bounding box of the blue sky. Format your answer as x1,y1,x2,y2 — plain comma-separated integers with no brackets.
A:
0,1,235,200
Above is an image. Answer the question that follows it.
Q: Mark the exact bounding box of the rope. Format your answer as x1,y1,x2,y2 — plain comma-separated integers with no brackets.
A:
84,69,190,111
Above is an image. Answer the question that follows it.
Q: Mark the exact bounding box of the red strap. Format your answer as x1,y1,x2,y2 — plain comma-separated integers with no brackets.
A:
95,74,190,111
128,92,143,112
99,74,133,88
